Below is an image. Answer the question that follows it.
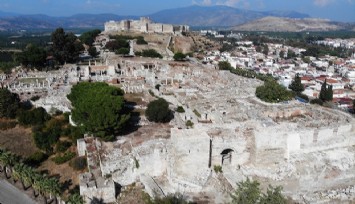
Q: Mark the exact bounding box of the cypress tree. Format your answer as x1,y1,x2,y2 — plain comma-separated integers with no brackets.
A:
326,85,333,101
319,79,327,102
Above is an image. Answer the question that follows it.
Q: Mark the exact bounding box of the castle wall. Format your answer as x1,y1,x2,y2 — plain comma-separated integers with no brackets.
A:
104,18,188,34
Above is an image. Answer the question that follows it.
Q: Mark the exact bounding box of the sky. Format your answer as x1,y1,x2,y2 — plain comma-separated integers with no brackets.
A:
0,0,354,22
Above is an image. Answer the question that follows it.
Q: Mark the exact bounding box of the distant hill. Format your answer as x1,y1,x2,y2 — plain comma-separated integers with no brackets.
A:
0,13,137,30
4,5,355,31
232,16,355,32
148,5,310,27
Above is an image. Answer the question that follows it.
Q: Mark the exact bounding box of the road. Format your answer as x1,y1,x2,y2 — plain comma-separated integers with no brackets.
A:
0,179,37,204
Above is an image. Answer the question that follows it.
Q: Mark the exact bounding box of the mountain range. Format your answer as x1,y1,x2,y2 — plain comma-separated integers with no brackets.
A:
0,5,310,31
0,5,352,31
233,17,355,32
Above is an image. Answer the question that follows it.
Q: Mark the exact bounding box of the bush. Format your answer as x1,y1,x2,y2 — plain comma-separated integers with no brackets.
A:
55,141,72,153
116,47,130,55
24,151,48,166
30,95,40,101
186,120,194,128
310,98,323,106
176,106,185,113
70,156,87,170
255,81,293,103
136,36,147,45
173,52,187,61
193,109,201,118
18,107,51,126
140,49,162,58
214,165,222,173
145,98,173,123
52,151,76,164
218,61,233,70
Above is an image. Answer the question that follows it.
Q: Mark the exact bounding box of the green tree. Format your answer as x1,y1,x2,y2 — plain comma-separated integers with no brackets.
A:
67,82,130,140
79,29,101,46
259,185,287,204
231,178,261,204
51,28,84,64
173,52,187,61
326,85,333,102
256,80,293,103
17,107,51,126
0,88,20,118
16,44,47,68
288,73,304,94
319,79,332,102
88,46,99,58
116,47,130,55
145,98,173,123
218,61,232,70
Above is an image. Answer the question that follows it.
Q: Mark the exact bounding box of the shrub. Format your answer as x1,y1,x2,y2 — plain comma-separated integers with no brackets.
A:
52,152,76,164
310,98,323,106
134,157,140,169
173,52,187,61
140,49,162,58
193,109,201,118
255,81,293,103
155,84,161,91
148,89,156,97
24,151,48,166
55,141,72,153
30,95,40,101
136,36,147,45
70,156,87,170
145,98,173,123
116,48,130,55
176,106,185,113
18,107,51,126
214,165,223,173
186,120,194,128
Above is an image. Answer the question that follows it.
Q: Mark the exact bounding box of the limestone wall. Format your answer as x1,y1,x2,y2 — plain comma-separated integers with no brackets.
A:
168,128,211,190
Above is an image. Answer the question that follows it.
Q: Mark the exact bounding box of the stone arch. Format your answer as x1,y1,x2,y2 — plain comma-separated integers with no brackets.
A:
221,148,234,166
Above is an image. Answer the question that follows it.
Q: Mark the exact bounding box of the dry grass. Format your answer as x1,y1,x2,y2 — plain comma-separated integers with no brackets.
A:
0,123,38,157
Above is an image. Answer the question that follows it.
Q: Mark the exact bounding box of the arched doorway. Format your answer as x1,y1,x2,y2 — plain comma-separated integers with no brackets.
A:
221,148,234,166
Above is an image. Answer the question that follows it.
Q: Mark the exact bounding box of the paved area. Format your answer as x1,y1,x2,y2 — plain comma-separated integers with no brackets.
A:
0,179,37,204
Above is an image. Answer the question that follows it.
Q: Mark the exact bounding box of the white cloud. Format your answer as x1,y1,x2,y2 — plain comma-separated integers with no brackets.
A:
313,0,334,7
202,0,212,5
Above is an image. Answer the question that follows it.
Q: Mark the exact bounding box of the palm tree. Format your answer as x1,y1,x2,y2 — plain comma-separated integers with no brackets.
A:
12,162,25,183
67,193,84,204
20,165,36,191
45,177,61,204
32,173,43,198
0,150,18,179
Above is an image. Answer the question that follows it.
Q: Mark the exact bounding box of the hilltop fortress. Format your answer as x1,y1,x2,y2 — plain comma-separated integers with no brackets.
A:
104,17,189,34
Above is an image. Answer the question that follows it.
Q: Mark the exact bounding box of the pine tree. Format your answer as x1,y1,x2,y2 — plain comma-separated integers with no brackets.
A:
288,74,304,94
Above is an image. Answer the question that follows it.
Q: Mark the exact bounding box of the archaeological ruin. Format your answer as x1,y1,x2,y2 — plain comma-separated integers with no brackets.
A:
104,17,189,34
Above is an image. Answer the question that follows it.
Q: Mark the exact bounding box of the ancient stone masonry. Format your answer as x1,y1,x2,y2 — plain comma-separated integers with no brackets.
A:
75,59,355,203
78,136,117,203
104,17,189,34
